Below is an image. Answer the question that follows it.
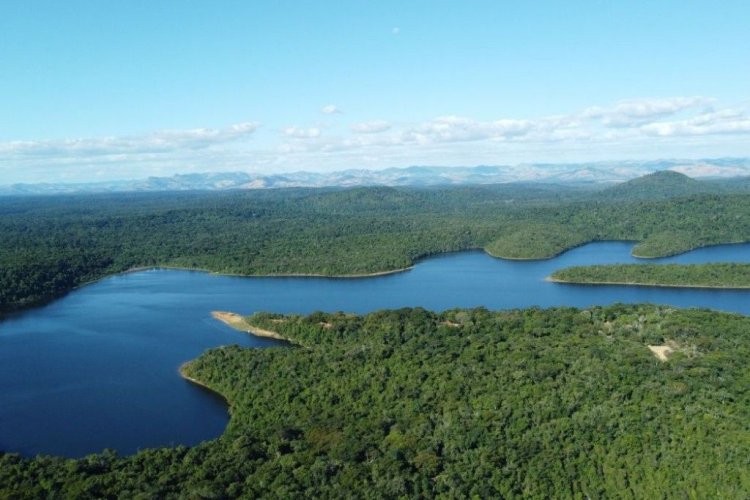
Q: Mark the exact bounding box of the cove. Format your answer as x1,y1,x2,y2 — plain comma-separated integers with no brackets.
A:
1,241,750,458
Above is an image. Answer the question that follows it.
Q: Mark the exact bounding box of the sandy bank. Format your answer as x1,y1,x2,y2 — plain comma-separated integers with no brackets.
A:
211,311,286,340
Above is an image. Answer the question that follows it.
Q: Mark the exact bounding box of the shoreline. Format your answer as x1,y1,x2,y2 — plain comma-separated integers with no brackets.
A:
76,239,750,290
121,263,415,280
211,311,288,341
178,362,229,404
485,239,638,262
10,239,750,322
631,239,750,259
74,261,418,293
546,276,750,290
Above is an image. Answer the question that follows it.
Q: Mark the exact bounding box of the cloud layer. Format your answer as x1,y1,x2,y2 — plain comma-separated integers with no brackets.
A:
279,96,750,155
1,97,749,183
583,96,715,127
0,122,259,158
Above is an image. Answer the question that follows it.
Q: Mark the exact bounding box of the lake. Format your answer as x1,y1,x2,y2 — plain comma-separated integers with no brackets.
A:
1,241,749,457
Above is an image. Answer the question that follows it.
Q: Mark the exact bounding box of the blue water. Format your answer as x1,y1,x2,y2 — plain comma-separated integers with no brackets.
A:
1,241,749,458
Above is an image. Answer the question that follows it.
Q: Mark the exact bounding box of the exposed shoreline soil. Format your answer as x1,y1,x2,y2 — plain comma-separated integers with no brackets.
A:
211,311,286,340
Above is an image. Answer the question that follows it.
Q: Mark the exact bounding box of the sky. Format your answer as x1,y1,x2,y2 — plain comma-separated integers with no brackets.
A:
1,0,749,184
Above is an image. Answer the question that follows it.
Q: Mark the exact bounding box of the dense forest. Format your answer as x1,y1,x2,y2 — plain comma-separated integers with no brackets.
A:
3,175,750,317
551,263,750,288
2,305,749,497
3,175,750,497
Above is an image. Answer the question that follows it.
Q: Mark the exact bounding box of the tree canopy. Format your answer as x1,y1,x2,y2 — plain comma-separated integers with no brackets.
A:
3,185,750,316
2,304,749,498
551,263,750,288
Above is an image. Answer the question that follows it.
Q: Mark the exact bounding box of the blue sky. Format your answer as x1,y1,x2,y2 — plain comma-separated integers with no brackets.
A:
1,0,749,183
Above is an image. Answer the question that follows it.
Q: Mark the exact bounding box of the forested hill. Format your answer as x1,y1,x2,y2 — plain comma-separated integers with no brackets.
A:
598,170,712,201
3,184,750,316
2,305,749,497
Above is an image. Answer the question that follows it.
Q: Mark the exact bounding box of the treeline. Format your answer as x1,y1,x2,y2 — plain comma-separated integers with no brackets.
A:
2,304,749,497
551,262,750,288
3,185,750,315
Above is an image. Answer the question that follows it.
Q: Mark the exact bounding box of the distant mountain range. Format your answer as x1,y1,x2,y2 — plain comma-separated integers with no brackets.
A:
2,158,749,196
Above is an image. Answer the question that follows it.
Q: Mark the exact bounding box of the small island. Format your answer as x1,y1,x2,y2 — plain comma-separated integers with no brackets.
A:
549,263,750,289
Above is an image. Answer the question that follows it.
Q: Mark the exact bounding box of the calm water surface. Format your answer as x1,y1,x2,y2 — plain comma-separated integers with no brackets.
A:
1,241,749,457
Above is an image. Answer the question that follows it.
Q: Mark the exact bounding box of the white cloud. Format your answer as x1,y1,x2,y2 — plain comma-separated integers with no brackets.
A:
282,126,322,139
0,122,259,158
583,96,715,127
640,108,750,136
2,96,749,184
403,116,535,144
269,97,749,167
399,115,586,145
351,120,391,134
321,104,341,114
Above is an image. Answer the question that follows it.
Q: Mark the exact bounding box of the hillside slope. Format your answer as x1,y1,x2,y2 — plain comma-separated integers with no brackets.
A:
600,170,717,201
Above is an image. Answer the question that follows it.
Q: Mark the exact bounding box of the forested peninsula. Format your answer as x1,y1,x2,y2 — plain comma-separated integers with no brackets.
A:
2,304,749,497
3,171,750,317
550,263,750,289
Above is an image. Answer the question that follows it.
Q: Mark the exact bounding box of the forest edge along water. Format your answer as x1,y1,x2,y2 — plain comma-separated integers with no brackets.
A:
1,241,750,458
